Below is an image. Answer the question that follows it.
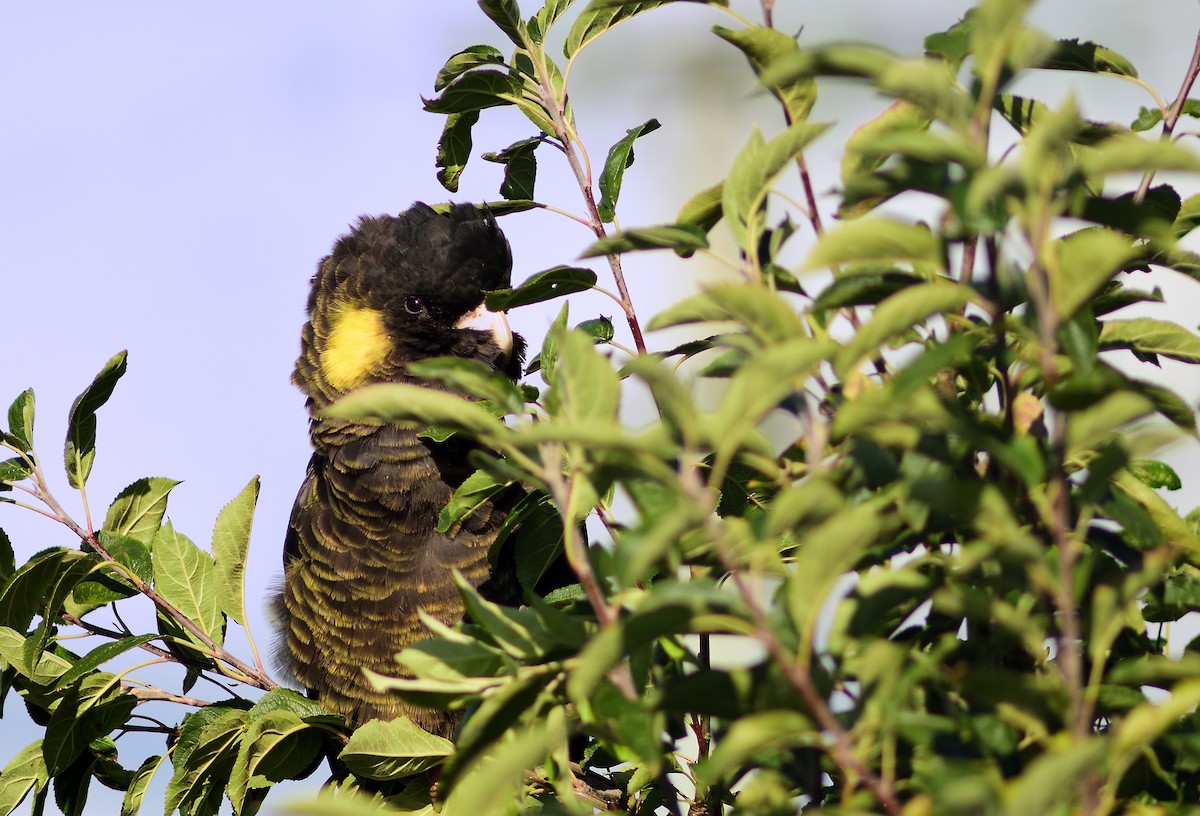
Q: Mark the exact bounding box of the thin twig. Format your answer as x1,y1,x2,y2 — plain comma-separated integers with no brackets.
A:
677,458,901,816
1134,31,1200,203
529,43,647,354
125,686,214,707
31,476,275,690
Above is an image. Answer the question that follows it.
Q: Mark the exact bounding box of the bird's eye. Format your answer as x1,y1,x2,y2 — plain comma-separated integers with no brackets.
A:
403,296,424,315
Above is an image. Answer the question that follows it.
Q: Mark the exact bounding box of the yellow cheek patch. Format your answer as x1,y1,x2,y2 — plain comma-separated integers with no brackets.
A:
321,304,393,390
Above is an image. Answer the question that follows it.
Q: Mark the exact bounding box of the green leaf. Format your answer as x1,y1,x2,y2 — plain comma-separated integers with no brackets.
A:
1066,391,1156,458
435,111,480,193
1078,184,1181,240
925,11,973,70
6,389,34,452
1174,192,1200,237
697,710,814,785
67,531,151,615
484,265,596,311
442,707,568,816
805,217,942,271
509,48,563,136
759,42,896,85
1053,228,1137,321
812,270,923,312
1100,318,1200,364
102,476,180,547
212,476,259,626
723,122,831,251
64,350,128,489
423,70,520,115
227,710,324,816
165,707,249,816
250,687,330,720
1129,459,1183,491
1003,740,1106,816
504,493,567,592
580,224,709,257
408,357,526,414
537,303,569,385
478,0,527,47
23,551,102,665
119,754,165,816
450,199,541,218
339,717,454,781
713,338,836,436
1132,99,1200,132
394,637,508,685
53,634,159,691
454,572,543,659
761,46,969,124
0,457,32,485
677,182,724,233
787,506,885,636
714,25,815,124
324,383,506,437
530,0,575,42
1080,133,1200,178
434,44,506,92
577,316,615,343
153,521,225,648
0,625,73,685
839,100,935,218
0,740,48,815
0,548,91,633
43,673,136,776
545,329,620,421
835,281,978,378
438,468,512,534
564,0,674,58
482,137,541,201
1041,38,1138,77
597,118,660,222
647,282,804,343
0,529,13,586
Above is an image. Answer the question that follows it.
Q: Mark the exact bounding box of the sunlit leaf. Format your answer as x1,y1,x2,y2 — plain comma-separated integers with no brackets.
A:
1100,318,1200,364
64,350,127,489
6,389,34,452
804,218,943,271
0,740,47,815
102,476,179,547
152,521,224,648
714,25,815,124
835,281,978,377
325,383,506,437
339,717,454,781
212,476,259,626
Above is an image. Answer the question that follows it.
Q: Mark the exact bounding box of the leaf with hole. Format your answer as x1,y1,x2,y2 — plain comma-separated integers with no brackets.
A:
485,265,596,310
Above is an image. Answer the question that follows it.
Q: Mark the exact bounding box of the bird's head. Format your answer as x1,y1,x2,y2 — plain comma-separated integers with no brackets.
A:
295,203,525,408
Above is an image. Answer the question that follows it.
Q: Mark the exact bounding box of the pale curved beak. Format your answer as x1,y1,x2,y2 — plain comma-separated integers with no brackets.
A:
456,303,514,360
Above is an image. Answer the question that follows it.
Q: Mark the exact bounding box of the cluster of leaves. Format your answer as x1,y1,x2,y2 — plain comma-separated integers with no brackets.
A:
5,0,1200,814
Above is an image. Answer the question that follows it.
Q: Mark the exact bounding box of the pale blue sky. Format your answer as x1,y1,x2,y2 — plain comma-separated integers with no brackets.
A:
2,2,1198,813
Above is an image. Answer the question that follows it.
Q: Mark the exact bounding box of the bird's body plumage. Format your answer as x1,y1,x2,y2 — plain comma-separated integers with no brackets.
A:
273,203,524,734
